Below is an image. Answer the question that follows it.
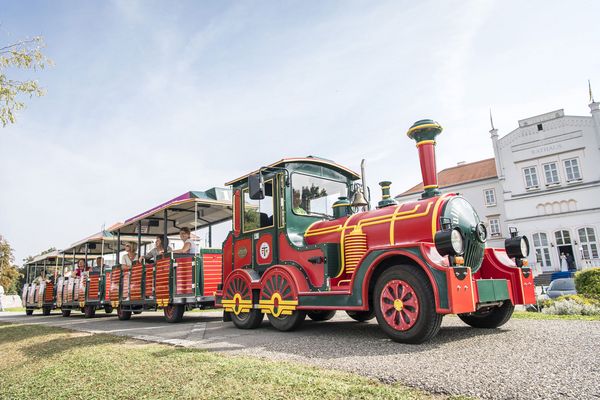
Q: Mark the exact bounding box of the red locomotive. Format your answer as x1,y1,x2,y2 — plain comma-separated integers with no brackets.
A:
216,119,535,343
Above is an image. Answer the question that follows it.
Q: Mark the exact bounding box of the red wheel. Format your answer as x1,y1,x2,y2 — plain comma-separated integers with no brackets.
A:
260,268,305,332
379,279,419,331
374,265,442,344
222,272,263,329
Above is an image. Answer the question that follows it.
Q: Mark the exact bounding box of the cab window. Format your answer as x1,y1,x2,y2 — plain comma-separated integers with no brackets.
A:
243,180,274,231
291,173,347,218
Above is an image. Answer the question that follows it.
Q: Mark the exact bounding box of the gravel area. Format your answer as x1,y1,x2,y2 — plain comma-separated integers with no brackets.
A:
2,311,599,399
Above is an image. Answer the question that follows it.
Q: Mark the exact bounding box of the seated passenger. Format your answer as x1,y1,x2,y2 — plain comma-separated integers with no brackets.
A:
74,260,84,277
93,257,104,272
139,235,172,263
172,228,198,254
292,190,307,215
121,243,137,268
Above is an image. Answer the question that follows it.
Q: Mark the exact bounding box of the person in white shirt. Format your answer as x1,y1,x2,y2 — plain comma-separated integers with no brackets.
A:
121,243,137,268
173,228,198,254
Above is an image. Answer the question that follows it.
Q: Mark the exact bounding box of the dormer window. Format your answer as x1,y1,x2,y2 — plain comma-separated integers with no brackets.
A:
537,123,543,131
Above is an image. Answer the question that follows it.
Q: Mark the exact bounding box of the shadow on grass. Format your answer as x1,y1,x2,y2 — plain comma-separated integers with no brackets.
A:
20,331,125,359
0,323,67,346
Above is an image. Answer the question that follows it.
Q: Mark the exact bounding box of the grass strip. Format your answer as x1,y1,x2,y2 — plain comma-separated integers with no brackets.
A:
0,322,448,400
512,311,600,321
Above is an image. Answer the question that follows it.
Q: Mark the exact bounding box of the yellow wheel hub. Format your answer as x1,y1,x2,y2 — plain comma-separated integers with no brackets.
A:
393,299,404,311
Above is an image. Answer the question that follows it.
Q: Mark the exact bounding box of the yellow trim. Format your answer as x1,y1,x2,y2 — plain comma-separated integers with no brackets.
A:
222,293,253,315
332,203,350,208
423,184,439,190
382,195,390,199
431,193,452,239
406,123,442,138
415,139,436,147
380,185,390,190
258,292,298,317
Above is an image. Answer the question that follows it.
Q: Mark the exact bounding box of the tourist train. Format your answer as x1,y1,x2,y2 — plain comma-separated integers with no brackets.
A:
21,119,535,343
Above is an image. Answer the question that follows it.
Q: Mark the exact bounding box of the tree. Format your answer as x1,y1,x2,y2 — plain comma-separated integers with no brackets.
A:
0,235,22,295
0,36,51,127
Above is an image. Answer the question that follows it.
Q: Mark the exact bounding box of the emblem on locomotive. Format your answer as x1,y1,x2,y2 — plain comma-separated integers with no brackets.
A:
215,119,535,343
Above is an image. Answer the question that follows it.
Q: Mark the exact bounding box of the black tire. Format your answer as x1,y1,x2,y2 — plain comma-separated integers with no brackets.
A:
133,311,142,315
25,309,34,316
42,306,51,316
117,306,132,321
163,304,184,323
374,265,442,344
104,305,114,314
61,309,71,317
267,310,306,332
84,305,96,319
231,309,264,329
458,300,515,329
346,309,376,322
307,310,336,321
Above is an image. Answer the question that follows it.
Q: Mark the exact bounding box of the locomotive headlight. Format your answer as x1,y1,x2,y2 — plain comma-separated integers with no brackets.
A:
505,235,530,259
475,222,487,243
434,227,465,257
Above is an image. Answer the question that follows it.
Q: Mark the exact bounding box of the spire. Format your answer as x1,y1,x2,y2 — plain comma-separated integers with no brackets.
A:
589,80,595,103
489,108,495,131
489,108,498,138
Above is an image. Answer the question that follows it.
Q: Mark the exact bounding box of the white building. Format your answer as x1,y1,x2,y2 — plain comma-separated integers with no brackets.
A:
397,97,600,273
396,158,506,248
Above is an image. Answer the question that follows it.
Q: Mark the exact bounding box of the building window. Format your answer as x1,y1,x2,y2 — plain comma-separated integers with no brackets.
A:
554,230,571,246
578,227,599,260
537,123,543,131
484,189,496,206
532,232,552,269
523,167,539,189
564,158,582,181
488,218,501,236
543,162,559,185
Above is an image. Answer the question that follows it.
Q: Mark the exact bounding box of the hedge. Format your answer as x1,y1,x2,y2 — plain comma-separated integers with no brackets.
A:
575,268,600,299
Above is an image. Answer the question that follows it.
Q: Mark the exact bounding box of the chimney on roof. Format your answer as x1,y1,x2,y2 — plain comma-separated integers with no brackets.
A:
407,119,442,199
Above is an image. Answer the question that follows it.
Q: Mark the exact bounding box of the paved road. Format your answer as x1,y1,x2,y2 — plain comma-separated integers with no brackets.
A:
1,310,598,400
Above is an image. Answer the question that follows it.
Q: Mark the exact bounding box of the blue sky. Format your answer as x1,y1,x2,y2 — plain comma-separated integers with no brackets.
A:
1,0,599,264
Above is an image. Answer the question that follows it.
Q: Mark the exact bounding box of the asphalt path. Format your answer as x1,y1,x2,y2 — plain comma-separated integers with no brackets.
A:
1,310,598,400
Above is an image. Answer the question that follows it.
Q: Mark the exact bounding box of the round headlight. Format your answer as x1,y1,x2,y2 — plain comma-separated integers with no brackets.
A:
434,227,465,257
520,236,530,257
475,222,487,243
505,235,529,259
451,229,464,254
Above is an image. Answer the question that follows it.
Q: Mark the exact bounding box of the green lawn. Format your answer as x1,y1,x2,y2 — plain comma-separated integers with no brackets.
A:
512,311,600,321
1,307,25,312
0,322,455,400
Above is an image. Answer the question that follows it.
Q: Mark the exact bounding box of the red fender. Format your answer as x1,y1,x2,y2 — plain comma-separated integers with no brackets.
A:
360,245,448,314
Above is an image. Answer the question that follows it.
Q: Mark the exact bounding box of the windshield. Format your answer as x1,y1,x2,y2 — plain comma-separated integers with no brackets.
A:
291,173,348,218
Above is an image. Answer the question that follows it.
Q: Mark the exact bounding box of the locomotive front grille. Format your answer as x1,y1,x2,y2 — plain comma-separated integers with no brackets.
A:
463,235,484,272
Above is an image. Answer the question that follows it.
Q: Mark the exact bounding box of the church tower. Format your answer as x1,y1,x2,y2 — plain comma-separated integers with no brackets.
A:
489,110,504,180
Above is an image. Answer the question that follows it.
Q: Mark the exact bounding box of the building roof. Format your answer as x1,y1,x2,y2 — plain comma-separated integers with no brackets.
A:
397,158,497,196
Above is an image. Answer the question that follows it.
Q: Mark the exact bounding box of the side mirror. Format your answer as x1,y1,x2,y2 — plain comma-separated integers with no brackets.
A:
248,173,265,200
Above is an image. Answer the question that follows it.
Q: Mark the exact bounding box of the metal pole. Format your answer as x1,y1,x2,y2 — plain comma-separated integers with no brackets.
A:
163,209,168,255
194,202,198,253
137,221,142,260
117,230,121,265
208,225,212,248
101,237,105,274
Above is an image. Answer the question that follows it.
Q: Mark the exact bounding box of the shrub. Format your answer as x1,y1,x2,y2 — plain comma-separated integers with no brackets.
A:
574,268,600,299
542,299,600,316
